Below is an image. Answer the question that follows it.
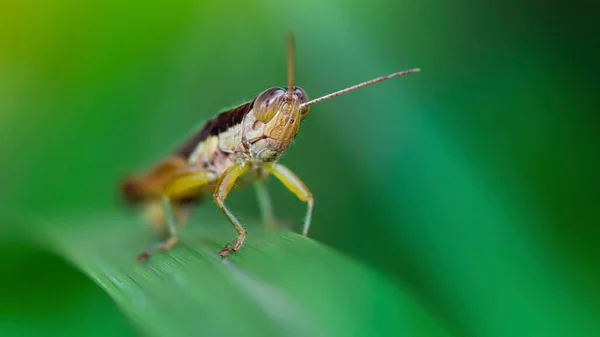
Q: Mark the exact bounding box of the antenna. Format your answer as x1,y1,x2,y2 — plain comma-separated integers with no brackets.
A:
299,68,421,109
286,32,295,101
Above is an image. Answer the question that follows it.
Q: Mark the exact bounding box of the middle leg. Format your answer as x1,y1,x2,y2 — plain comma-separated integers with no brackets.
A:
253,181,278,229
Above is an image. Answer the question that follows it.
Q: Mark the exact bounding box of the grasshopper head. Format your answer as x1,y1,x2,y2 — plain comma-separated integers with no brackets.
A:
253,86,309,139
247,86,309,162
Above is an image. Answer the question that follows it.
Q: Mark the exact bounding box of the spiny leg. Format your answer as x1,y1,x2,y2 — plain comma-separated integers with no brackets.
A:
213,164,249,257
264,163,314,236
137,171,216,261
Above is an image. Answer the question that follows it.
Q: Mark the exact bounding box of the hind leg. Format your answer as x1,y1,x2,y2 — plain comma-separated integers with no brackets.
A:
142,198,196,237
137,171,216,261
137,196,179,261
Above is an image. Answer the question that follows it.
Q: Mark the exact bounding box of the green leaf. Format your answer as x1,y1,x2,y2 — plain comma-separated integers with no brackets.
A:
13,213,452,337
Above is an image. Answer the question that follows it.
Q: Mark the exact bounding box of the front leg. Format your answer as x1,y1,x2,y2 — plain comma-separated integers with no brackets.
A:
264,163,314,236
213,164,249,257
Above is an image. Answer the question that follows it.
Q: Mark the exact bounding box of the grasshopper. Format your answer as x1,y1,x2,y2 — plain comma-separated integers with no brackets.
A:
121,33,420,260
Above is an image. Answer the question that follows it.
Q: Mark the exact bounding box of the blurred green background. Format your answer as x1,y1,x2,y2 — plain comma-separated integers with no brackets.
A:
1,0,598,336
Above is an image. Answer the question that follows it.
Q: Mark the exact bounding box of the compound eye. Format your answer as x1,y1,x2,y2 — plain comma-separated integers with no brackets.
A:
253,88,285,123
292,86,310,120
293,86,308,103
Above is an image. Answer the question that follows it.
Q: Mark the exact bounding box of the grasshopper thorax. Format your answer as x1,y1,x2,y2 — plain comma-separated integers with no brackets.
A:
243,86,309,162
